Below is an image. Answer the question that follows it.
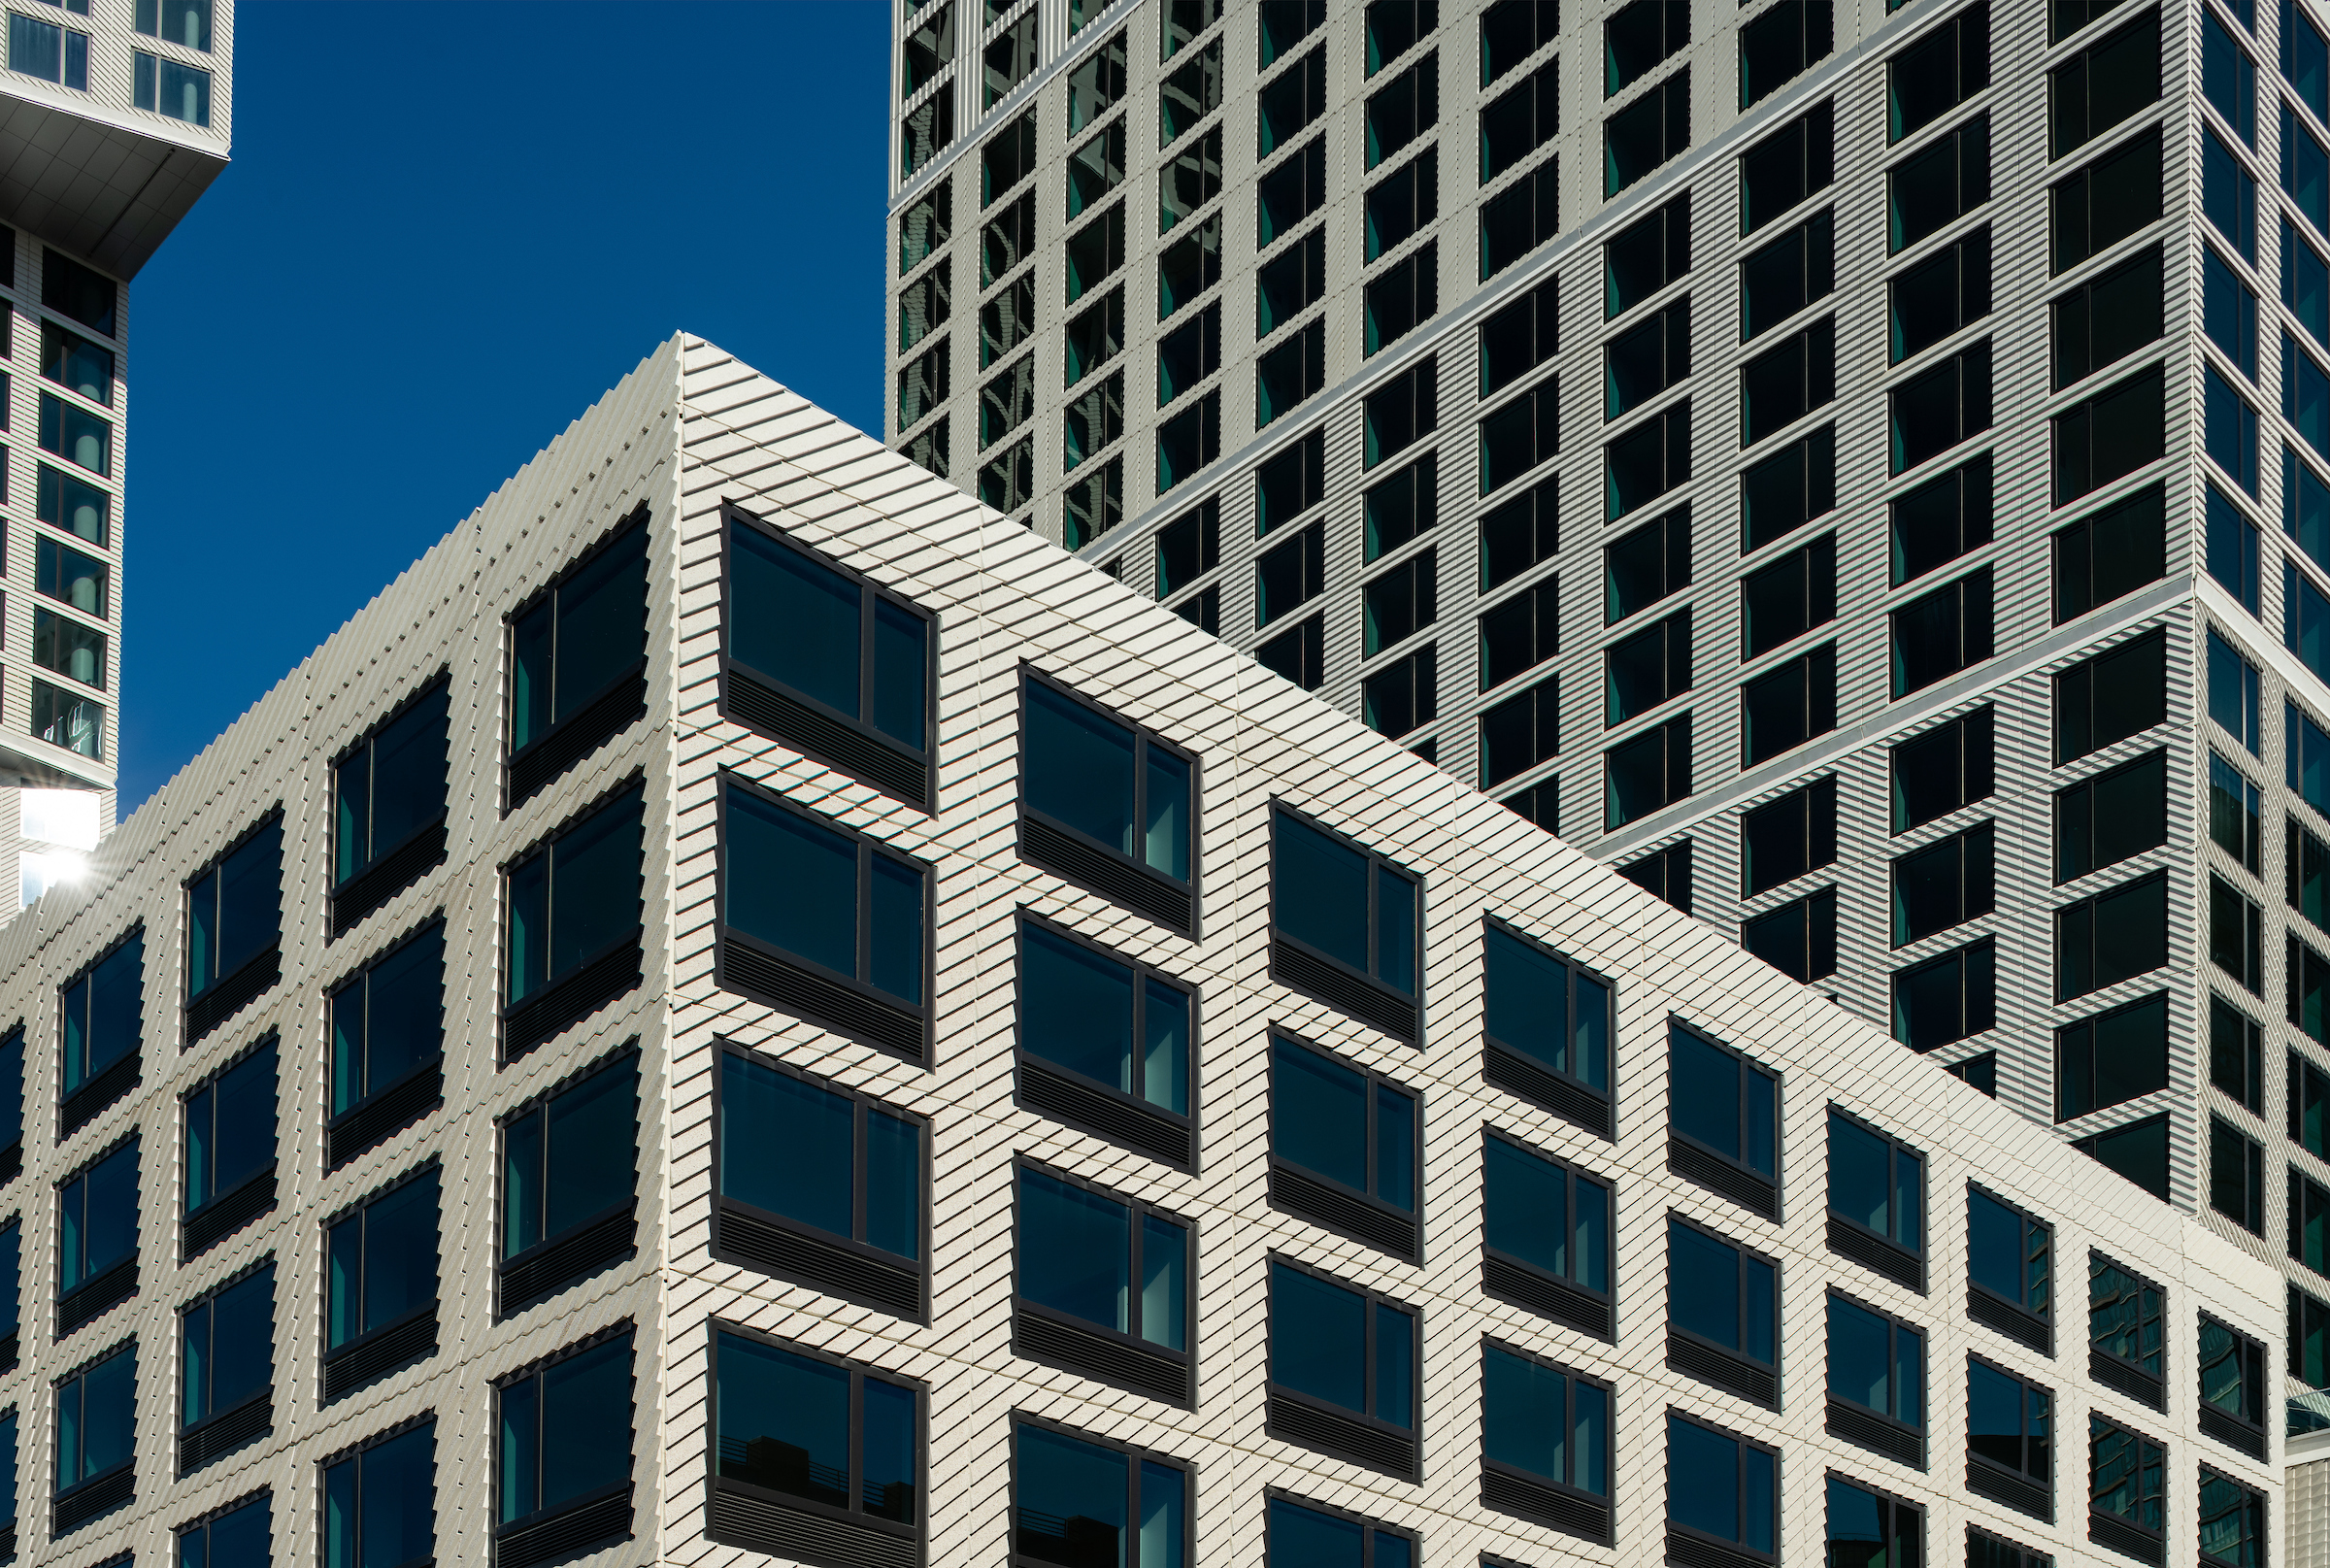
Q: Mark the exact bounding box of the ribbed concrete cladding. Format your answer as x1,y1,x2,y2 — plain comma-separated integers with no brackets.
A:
0,336,2278,1562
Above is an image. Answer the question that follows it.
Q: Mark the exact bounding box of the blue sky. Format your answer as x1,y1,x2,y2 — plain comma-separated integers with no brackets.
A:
119,1,890,808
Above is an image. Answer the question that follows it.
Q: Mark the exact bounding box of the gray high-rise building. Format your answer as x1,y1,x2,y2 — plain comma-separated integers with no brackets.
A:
881,0,2330,1451
1,0,232,906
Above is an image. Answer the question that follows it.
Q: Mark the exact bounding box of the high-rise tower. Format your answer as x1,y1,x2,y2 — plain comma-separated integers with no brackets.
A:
1,0,232,905
881,0,2330,1451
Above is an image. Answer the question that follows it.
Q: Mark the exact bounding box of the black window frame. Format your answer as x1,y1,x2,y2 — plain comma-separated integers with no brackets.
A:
719,503,938,813
1009,1414,1192,1568
714,771,934,1065
1013,912,1199,1168
491,1324,637,1558
1667,1019,1781,1218
324,917,448,1170
174,1491,271,1567
2054,869,2169,1002
319,1161,441,1404
1664,1407,1780,1563
2210,1114,2267,1237
2054,746,2168,882
1011,1157,1195,1405
501,776,648,1064
1825,1106,1926,1291
1479,1337,1614,1543
55,1132,138,1337
2198,1464,2269,1567
1666,1211,1781,1407
2088,1250,2166,1411
1265,1488,1416,1568
2086,1413,2166,1558
1268,1030,1422,1260
1967,1352,2055,1521
179,1034,278,1262
1267,801,1424,1042
2055,988,2170,1122
1481,916,1614,1137
1264,1252,1421,1477
181,810,283,1047
2196,1312,2270,1458
495,1046,640,1319
50,1337,134,1537
710,1041,931,1322
1017,667,1202,935
1968,1184,2054,1354
175,1258,274,1478
502,511,651,811
1823,1288,1928,1467
1481,1126,1614,1338
327,673,453,940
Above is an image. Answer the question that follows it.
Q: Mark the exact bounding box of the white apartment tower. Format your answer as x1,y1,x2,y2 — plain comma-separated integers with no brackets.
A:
0,332,2290,1568
880,0,2330,1461
0,0,232,905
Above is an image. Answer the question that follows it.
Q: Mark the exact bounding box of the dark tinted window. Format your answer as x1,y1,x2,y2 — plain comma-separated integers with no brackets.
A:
511,525,649,754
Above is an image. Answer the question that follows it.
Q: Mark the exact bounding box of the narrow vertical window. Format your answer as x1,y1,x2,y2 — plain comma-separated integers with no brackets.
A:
56,1138,137,1336
178,1265,274,1477
184,817,283,1043
321,1420,435,1568
505,784,647,1060
1481,920,1612,1133
51,1343,133,1538
1667,1023,1780,1218
1825,1291,1926,1464
58,930,141,1133
322,1168,440,1403
182,1042,277,1259
1968,1186,2053,1352
499,1054,639,1317
331,683,451,936
507,520,649,805
1667,1217,1780,1405
327,924,447,1168
1269,1035,1419,1258
1966,1356,2053,1520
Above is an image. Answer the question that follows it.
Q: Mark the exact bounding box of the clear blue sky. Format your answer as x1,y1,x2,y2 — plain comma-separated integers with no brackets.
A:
120,1,890,809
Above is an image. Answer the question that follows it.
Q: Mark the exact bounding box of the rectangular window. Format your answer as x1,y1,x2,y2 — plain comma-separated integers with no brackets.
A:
1828,1110,1924,1286
2089,1252,2164,1403
1738,0,1831,108
1889,338,1992,474
52,1343,131,1533
182,1041,276,1259
898,184,949,277
1016,917,1192,1164
1604,398,1690,519
2206,9,2257,141
331,682,450,933
1481,275,1558,393
1891,566,1993,695
2211,629,2262,751
2213,753,2264,873
707,1330,921,1557
1892,938,1996,1051
1363,244,1437,354
7,14,86,88
185,816,282,1029
1481,1343,1612,1539
1269,809,1419,1037
507,523,649,799
1159,126,1220,230
1606,296,1690,420
1270,1035,1418,1256
1665,1412,1777,1561
2047,9,2159,156
1827,1292,1926,1463
900,84,954,179
1364,646,1436,739
2211,999,2263,1114
499,1053,638,1317
2214,873,2265,990
1255,520,1324,625
1482,1131,1611,1334
327,923,446,1168
2297,932,2330,1049
1888,113,1989,252
1969,1185,2052,1343
1481,474,1556,585
2210,1118,2266,1235
1255,317,1326,425
2210,486,2262,614
1155,209,1219,317
1364,358,1437,467
1619,839,1692,911
1258,45,1327,154
1739,98,1831,233
57,1137,136,1332
132,50,210,122
2291,100,2330,232
180,1265,273,1475
1153,497,1220,599
1888,2,1989,141
1604,608,1690,723
1739,428,1837,554
1267,1496,1414,1568
1741,775,1835,896
1256,227,1326,336
29,605,105,692
1826,1480,1923,1568
1477,575,1552,691
2054,125,2164,272
1668,1023,1779,1215
1258,135,1326,245
1481,0,1556,84
1266,1257,1418,1475
1018,675,1195,932
1256,613,1325,690
2055,871,2168,1000
2207,129,2259,264
1967,1356,2053,1515
1888,224,1990,363
2211,365,2261,494
1015,1165,1190,1402
1605,192,1689,318
323,1422,438,1568
2298,1163,2330,1272
718,780,925,1054
1739,642,1837,764
1481,56,1557,182
1013,1422,1187,1568
2199,1468,2269,1566
1364,49,1438,168
2292,1047,2329,1156
1739,208,1834,342
2055,748,2166,880
2294,698,2330,819
2292,221,2330,356
982,192,1035,287
1607,0,1686,94
507,784,647,1054
495,1332,633,1558
1603,69,1689,198
323,1168,439,1399
2056,990,2169,1118
2206,249,2260,381
1480,377,1558,493
59,930,140,1115
34,535,108,625
2295,1280,2330,1390
1065,287,1124,384
1605,505,1688,621
1604,712,1691,827
1740,885,1837,983
2087,1416,2164,1554
178,1495,269,1565
2053,245,2166,389
1740,316,1834,445
1482,921,1612,1131
1365,452,1438,563
2053,628,2165,763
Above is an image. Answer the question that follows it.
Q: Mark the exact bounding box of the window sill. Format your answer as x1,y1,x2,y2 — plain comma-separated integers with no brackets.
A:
1481,1250,1612,1338
329,817,448,941
706,1474,918,1568
1665,1327,1778,1407
183,1163,277,1261
178,1388,271,1477
328,1059,444,1168
1965,1456,2052,1522
2198,1400,2269,1460
1019,811,1194,933
1268,1159,1417,1260
2088,1348,2165,1412
1481,1463,1611,1545
1967,1284,2052,1355
1269,931,1418,1042
1824,1397,1925,1469
502,931,643,1063
495,1483,633,1568
2087,1510,2166,1566
50,1462,131,1539
1824,1213,1923,1291
713,1196,924,1321
1666,1132,1780,1219
55,1251,136,1340
498,1201,637,1319
59,1050,139,1138
1266,1386,1417,1479
184,941,281,1046
722,659,931,813
1012,1301,1190,1405
506,662,647,812
716,929,925,1064
322,1301,438,1403
1481,1042,1611,1138
1015,1051,1192,1167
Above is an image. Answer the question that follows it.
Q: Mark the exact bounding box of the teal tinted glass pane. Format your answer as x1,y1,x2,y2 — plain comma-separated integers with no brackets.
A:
866,1109,922,1260
1484,1135,1568,1276
1140,980,1188,1114
1574,1379,1610,1494
89,934,142,1072
869,852,924,1003
203,1498,269,1566
1273,1039,1368,1190
359,1177,439,1333
731,526,862,717
1027,682,1139,855
1140,1214,1186,1351
2199,1470,2260,1565
1137,1460,1185,1568
327,1214,362,1346
1826,1478,1883,1560
1743,1442,1776,1551
719,1055,852,1236
549,531,648,726
1895,1147,1924,1250
323,1458,357,1568
1485,926,1568,1070
360,686,451,873
1482,1344,1566,1479
1022,926,1137,1089
2201,1319,2246,1413
1671,1026,1744,1160
506,851,549,1002
1274,815,1369,967
1143,747,1192,879
540,1339,631,1512
1019,1168,1132,1332
1744,1064,1777,1175
0,1032,22,1148
188,868,217,994
1374,1534,1412,1568
870,596,927,747
726,789,858,976
0,1224,18,1337
199,1046,275,1207
182,1300,210,1423
544,1062,634,1237
340,928,444,1111
1376,864,1416,993
510,601,554,751
1269,1497,1363,1568
547,793,644,980
1828,1113,1891,1233
1575,974,1612,1088
211,819,282,983
185,1084,214,1213
79,1350,134,1478
1576,1176,1611,1291
1270,1261,1367,1410
1967,1188,2023,1302
1667,1416,1739,1541
1016,1425,1127,1568
1670,1218,1743,1351
1828,1293,1891,1411
1745,1254,1777,1362
1374,1082,1415,1210
359,1424,435,1568
79,1143,136,1281
1897,1322,1924,1425
715,1333,849,1506
1374,1301,1414,1426
863,1376,919,1521
498,1375,539,1521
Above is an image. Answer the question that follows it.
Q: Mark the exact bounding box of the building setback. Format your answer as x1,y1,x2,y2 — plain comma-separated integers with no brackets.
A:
880,0,2330,1453
0,0,234,906
0,334,2285,1566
